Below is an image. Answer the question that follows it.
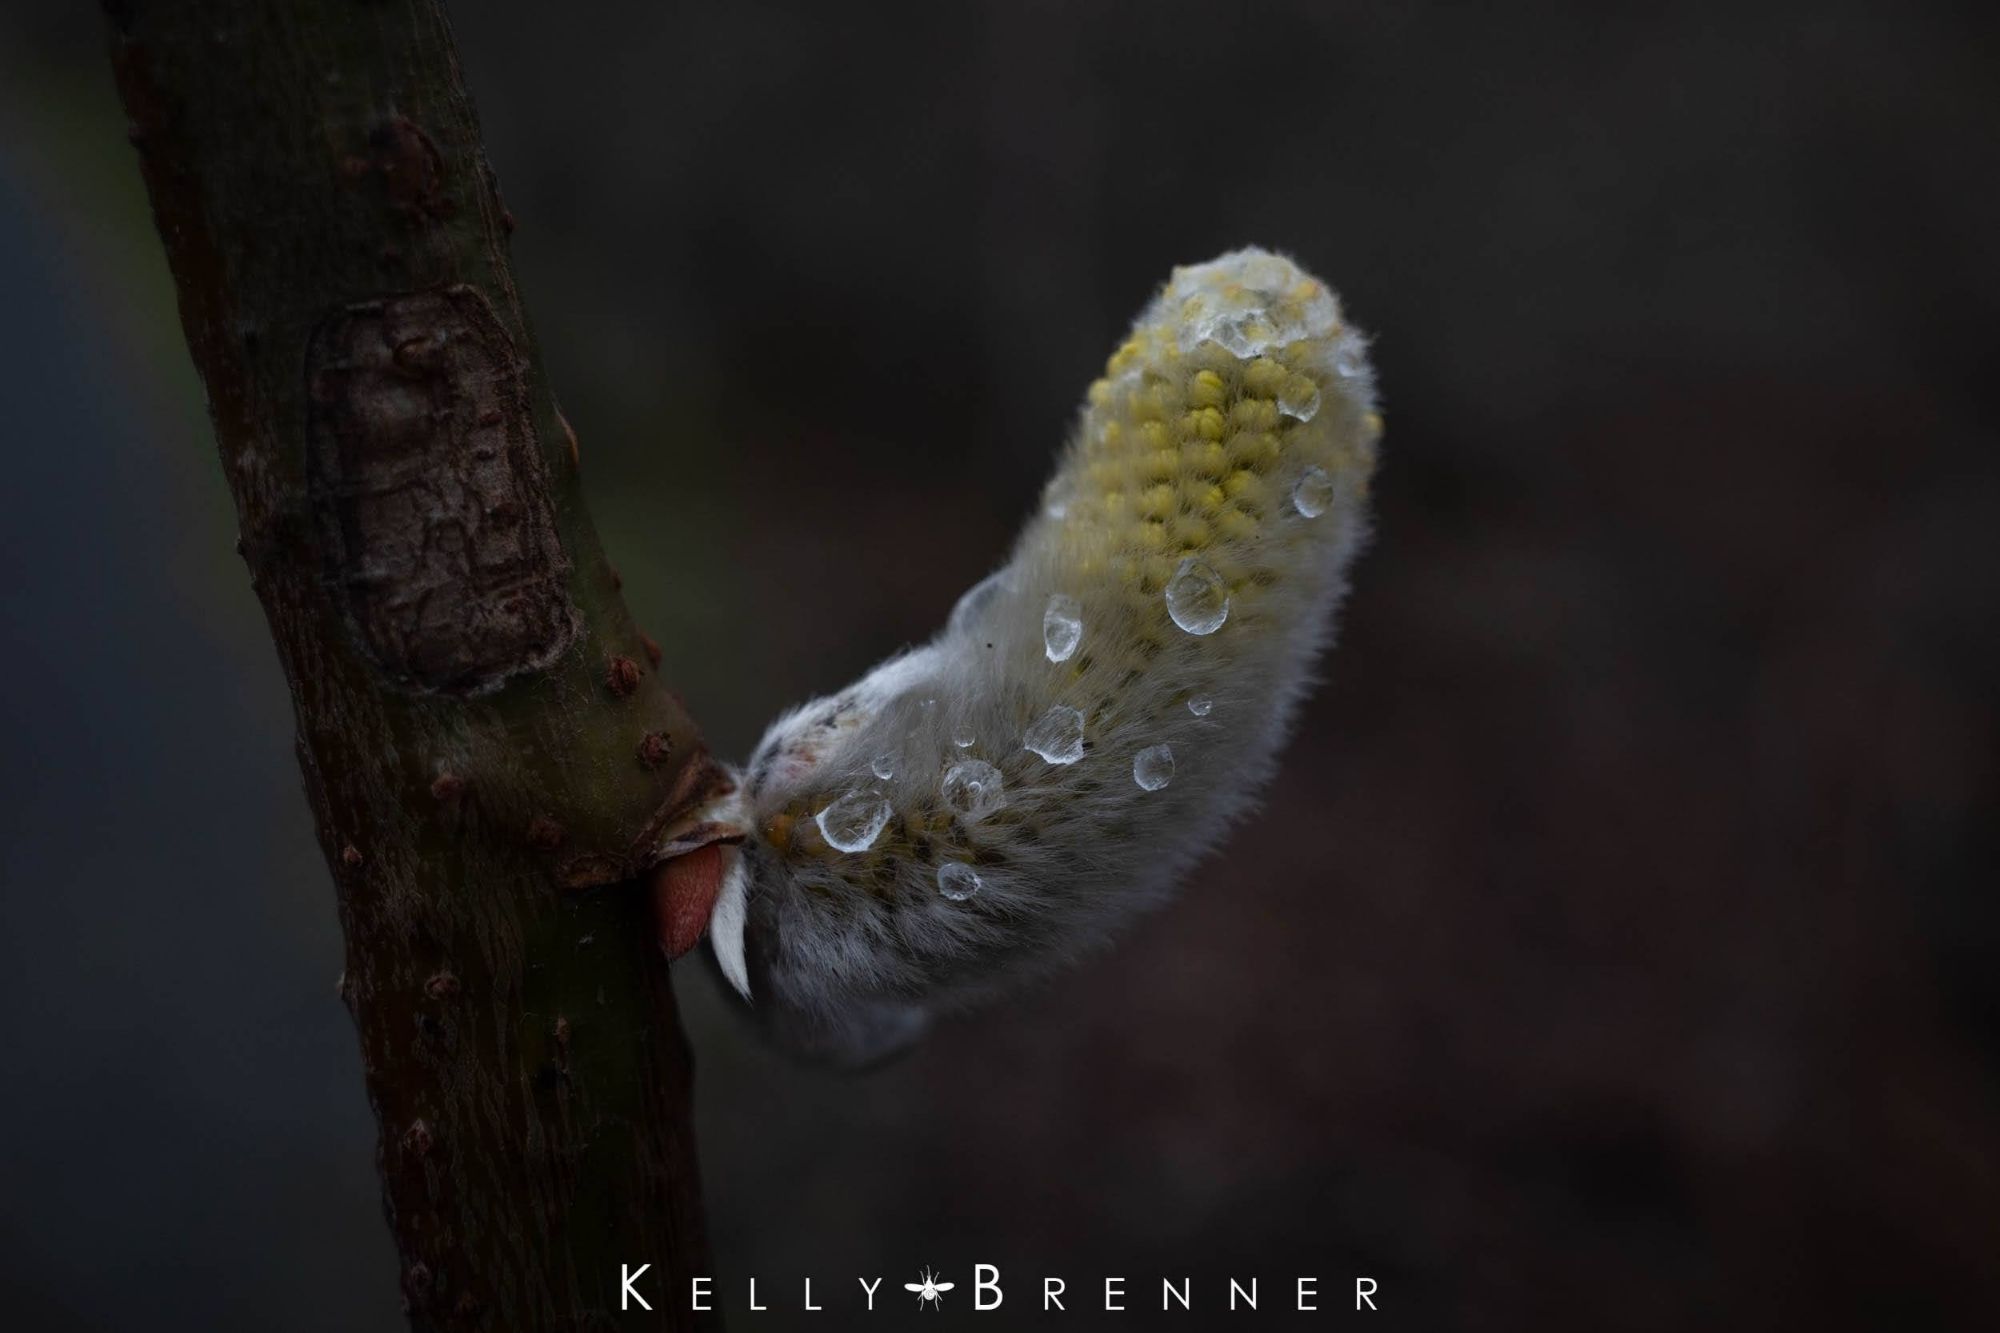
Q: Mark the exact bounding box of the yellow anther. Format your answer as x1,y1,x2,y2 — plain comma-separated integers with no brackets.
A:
1138,484,1176,521
1223,469,1267,504
1186,406,1226,441
1228,431,1281,470
1230,398,1279,432
1179,439,1229,478
1216,507,1259,542
1167,514,1210,550
1242,357,1287,396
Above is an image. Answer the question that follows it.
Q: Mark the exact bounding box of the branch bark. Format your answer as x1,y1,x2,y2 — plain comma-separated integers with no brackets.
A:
106,3,720,1327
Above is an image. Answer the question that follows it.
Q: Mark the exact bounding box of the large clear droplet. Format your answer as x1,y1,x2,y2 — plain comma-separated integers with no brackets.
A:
1183,307,1278,359
1187,695,1214,717
1292,466,1334,519
1023,705,1086,765
814,790,892,852
937,861,982,901
1277,377,1321,422
1133,744,1175,791
951,722,976,749
870,753,896,780
949,569,1008,635
1213,314,1265,358
940,760,1006,820
1165,558,1229,635
1043,594,1083,663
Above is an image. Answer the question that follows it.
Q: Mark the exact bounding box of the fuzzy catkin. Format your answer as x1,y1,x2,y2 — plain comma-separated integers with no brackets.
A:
708,248,1382,1063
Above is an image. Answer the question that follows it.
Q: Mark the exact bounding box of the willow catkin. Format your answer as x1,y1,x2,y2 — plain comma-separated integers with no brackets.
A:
705,248,1382,1063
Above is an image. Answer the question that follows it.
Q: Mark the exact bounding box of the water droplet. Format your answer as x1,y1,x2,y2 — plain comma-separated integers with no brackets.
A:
949,570,1009,635
1165,558,1229,635
1334,339,1366,379
814,790,892,852
1188,695,1214,717
1292,466,1334,518
1133,744,1175,791
870,753,896,779
937,861,982,901
951,723,976,749
1277,377,1321,422
1183,309,1273,359
1170,253,1344,359
1043,594,1083,663
1023,705,1086,765
940,760,1006,820
1220,315,1269,357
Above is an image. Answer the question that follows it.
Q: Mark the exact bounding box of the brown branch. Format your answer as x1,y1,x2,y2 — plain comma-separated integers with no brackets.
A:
105,3,720,1327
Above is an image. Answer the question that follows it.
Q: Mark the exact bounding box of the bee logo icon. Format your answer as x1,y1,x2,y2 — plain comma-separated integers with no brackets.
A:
904,1266,954,1310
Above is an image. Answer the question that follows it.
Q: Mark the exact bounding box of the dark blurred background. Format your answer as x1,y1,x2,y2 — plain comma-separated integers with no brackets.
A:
3,2,1997,1328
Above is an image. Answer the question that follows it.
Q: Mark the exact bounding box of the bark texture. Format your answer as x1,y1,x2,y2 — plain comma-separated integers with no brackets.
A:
106,3,721,1327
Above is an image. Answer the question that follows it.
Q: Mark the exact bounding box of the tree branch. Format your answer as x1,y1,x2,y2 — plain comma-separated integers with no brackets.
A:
106,3,720,1326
